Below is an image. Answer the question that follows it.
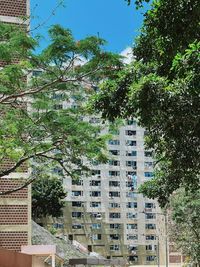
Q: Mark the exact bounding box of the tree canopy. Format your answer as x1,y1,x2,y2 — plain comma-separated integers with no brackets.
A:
169,189,200,264
32,174,66,219
0,23,123,194
92,0,200,207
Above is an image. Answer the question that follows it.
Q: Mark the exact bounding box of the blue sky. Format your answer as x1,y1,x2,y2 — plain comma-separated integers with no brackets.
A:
31,0,149,53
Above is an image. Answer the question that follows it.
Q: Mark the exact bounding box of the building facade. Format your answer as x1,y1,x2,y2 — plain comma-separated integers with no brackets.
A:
55,119,166,265
0,0,31,251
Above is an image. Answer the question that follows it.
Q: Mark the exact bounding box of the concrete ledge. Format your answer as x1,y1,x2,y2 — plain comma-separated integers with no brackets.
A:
0,15,28,24
0,225,28,232
0,198,29,205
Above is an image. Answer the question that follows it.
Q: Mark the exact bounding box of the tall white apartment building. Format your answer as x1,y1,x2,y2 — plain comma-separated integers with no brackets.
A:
60,118,166,265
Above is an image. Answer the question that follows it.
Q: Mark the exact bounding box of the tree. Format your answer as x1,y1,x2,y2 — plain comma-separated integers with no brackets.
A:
125,0,150,8
91,0,200,207
0,23,123,195
169,189,200,265
32,174,66,219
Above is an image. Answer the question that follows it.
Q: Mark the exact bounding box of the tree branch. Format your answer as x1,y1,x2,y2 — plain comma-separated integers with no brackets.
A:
38,154,72,177
0,66,100,104
0,143,61,178
0,177,36,195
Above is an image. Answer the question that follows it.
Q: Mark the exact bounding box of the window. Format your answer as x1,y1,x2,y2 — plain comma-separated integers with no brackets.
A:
126,140,137,146
145,172,153,178
110,245,120,251
126,161,137,169
109,191,120,198
108,140,120,145
127,234,138,240
72,191,83,197
145,162,153,167
126,151,137,156
108,128,120,135
54,104,63,110
90,202,101,208
52,92,64,100
90,213,102,219
109,213,121,219
126,202,137,208
72,224,83,229
146,235,156,240
52,167,63,176
109,160,120,166
33,70,42,77
126,181,135,188
91,159,99,166
110,234,120,240
145,224,156,230
72,201,84,207
89,117,100,124
110,224,121,229
109,150,120,156
145,203,156,209
92,234,101,240
109,171,120,177
125,130,136,136
109,181,120,187
146,256,157,262
52,223,63,229
91,223,101,229
126,171,136,176
91,170,101,176
90,191,101,197
129,245,137,252
126,119,136,125
146,245,157,251
127,224,137,230
144,151,152,157
145,213,156,219
90,180,101,186
72,179,83,186
72,212,82,218
109,203,121,208
71,104,78,109
126,192,137,198
126,213,137,219
129,256,138,262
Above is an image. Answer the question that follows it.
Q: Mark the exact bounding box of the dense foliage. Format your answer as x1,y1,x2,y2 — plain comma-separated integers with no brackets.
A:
169,189,200,264
0,23,123,194
32,175,66,219
92,0,200,206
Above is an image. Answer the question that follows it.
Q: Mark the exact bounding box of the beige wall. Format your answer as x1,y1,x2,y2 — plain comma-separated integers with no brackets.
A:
32,256,47,267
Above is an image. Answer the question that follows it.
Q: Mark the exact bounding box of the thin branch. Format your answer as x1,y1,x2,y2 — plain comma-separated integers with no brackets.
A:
0,67,100,104
154,156,166,167
0,78,60,104
38,154,72,177
0,143,61,178
0,177,36,195
28,1,64,34
0,155,32,178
